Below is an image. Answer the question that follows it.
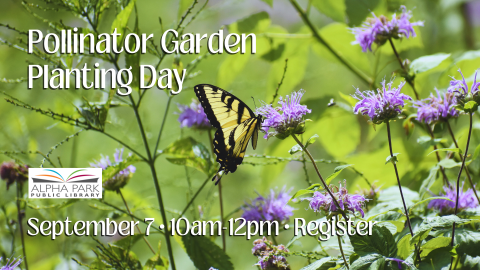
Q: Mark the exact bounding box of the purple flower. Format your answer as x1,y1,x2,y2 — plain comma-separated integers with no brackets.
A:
0,257,23,270
413,89,459,124
353,80,412,124
256,90,311,139
305,182,367,217
0,161,29,191
447,69,480,109
208,268,218,270
90,148,136,191
252,237,290,270
176,100,211,129
351,6,423,52
428,184,479,214
242,187,294,223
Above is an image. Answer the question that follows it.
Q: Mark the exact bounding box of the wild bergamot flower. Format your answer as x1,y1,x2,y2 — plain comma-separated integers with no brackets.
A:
353,80,412,124
428,184,479,214
252,237,290,270
256,90,311,139
447,69,480,112
351,6,423,52
413,89,458,124
90,148,136,191
242,187,294,224
176,99,211,129
0,161,29,190
305,182,367,218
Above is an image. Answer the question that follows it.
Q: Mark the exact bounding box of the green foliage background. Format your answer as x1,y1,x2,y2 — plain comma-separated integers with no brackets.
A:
1,0,480,269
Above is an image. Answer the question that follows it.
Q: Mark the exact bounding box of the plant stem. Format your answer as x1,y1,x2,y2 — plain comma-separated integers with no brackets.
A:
385,121,414,237
449,113,473,269
118,190,156,255
270,59,288,104
291,134,347,220
126,95,176,268
387,38,419,100
387,37,450,186
16,182,28,270
288,0,374,87
111,59,176,268
337,235,349,269
218,180,226,251
154,96,172,156
446,120,480,203
207,130,226,251
179,175,212,217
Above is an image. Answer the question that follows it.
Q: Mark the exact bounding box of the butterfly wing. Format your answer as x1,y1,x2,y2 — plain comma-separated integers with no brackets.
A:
194,84,260,184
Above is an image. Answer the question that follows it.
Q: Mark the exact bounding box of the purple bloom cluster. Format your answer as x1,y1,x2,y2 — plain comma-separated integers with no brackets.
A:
428,184,479,214
256,90,311,139
351,6,424,52
447,69,480,107
353,80,412,124
242,187,294,223
0,161,29,190
90,148,136,191
0,257,23,270
413,89,459,124
305,182,367,217
252,237,290,270
177,100,211,129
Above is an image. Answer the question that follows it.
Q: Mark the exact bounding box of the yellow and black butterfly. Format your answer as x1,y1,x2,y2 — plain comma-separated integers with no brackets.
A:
194,84,263,185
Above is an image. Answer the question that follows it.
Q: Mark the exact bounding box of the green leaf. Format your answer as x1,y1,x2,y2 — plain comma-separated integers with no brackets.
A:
450,229,480,258
305,134,320,148
111,0,137,46
410,53,451,74
311,0,346,22
385,153,400,165
417,136,445,149
428,148,460,156
349,253,385,270
410,228,432,246
397,234,414,260
419,166,439,199
228,12,271,34
349,225,397,257
473,144,480,161
463,255,480,270
325,164,352,185
438,159,462,168
289,144,303,155
420,237,451,258
288,184,322,203
162,137,213,175
464,101,479,113
182,234,234,270
101,154,141,184
300,256,334,270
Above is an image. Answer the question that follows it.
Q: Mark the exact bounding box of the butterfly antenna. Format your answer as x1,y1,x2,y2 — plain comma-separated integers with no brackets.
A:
251,96,258,109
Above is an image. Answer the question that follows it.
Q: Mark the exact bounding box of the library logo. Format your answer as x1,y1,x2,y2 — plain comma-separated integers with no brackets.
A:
28,168,102,199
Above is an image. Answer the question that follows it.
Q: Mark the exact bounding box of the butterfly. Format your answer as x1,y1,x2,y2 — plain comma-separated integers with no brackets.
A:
194,84,263,185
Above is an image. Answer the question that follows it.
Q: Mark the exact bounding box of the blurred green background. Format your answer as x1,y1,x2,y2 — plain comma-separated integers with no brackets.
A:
1,0,480,269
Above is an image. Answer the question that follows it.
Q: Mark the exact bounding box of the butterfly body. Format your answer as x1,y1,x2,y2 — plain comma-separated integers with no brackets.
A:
194,84,262,184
